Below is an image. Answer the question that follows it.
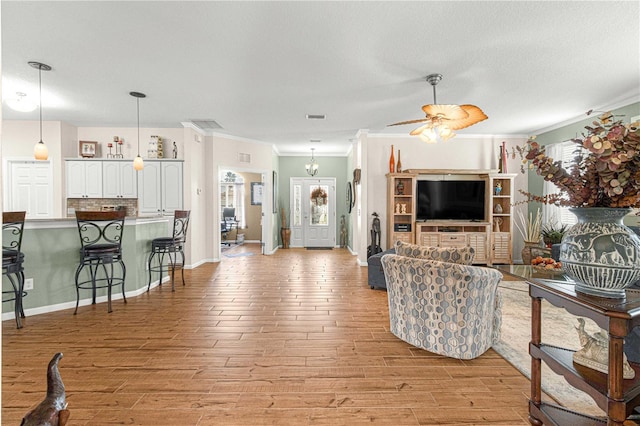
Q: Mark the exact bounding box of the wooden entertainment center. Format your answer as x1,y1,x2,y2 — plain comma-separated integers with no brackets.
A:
386,170,517,265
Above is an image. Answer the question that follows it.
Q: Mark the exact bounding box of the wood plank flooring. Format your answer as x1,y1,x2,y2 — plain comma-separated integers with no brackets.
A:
2,244,533,425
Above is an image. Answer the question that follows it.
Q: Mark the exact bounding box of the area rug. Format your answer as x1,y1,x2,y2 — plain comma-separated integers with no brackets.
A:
223,252,255,258
494,280,606,417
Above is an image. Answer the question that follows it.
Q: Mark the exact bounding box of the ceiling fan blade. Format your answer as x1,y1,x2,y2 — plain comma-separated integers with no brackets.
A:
444,105,488,130
409,123,432,136
421,104,469,120
387,118,429,127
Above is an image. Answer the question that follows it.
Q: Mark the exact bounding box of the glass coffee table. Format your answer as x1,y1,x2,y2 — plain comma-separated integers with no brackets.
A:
495,265,640,426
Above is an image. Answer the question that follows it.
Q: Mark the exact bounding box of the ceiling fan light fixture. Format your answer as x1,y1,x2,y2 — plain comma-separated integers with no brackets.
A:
388,73,487,143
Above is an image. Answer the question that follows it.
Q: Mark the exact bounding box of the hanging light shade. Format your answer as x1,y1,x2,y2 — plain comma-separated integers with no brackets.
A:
388,73,487,143
305,148,319,176
130,91,146,171
28,61,52,160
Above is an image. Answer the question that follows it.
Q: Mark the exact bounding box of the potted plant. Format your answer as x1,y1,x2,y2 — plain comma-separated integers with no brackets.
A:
519,112,640,297
541,222,568,247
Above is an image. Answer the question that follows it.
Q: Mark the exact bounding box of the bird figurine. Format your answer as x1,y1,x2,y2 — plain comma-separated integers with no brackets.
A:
21,353,70,426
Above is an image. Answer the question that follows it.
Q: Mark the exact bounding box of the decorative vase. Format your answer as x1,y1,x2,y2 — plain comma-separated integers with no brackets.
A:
521,241,541,265
560,207,640,298
396,149,402,173
501,141,507,173
389,145,395,174
281,227,291,249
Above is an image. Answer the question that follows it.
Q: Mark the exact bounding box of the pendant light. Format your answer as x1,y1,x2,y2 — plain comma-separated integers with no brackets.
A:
130,91,146,171
29,61,52,160
305,148,319,176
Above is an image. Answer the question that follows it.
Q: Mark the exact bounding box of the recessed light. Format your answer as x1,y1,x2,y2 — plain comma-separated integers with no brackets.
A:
6,92,37,112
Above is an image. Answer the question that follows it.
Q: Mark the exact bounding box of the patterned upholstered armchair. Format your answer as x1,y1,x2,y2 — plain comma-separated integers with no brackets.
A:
393,240,476,265
381,247,503,360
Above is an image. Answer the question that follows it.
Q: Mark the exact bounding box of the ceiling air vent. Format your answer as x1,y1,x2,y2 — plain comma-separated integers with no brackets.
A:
238,153,251,163
310,139,321,143
189,119,222,130
306,114,326,120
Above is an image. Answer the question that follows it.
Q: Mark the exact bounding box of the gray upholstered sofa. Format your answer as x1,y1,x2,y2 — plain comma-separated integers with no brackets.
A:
381,241,503,360
367,248,395,289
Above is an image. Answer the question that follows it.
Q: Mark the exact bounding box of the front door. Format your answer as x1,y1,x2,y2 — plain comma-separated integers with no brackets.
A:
290,178,336,248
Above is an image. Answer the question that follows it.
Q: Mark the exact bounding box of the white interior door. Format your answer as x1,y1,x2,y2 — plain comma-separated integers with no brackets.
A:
301,178,336,247
5,159,54,218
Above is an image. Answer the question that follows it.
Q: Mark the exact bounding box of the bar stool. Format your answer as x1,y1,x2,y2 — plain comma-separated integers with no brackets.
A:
74,211,127,314
148,210,190,292
3,211,27,329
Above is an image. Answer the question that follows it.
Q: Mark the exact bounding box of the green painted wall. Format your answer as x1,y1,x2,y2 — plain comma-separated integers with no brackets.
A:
277,156,350,245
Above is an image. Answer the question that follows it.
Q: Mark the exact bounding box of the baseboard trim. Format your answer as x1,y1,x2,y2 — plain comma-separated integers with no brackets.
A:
2,276,171,322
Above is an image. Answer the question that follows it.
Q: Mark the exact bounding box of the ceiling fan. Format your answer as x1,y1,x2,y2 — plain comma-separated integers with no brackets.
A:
388,73,488,143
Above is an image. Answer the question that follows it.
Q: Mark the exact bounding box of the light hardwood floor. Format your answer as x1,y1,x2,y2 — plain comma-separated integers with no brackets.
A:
2,244,532,425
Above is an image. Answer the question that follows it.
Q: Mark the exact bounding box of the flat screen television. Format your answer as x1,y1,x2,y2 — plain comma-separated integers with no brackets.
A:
416,180,486,221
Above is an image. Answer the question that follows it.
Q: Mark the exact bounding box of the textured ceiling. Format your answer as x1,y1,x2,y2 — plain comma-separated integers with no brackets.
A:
2,1,639,155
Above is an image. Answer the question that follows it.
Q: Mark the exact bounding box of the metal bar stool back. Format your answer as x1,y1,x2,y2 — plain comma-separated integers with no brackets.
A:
3,211,27,328
148,210,190,291
74,210,127,314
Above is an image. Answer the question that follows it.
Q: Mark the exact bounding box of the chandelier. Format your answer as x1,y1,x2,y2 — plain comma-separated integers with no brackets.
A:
305,148,319,176
389,73,487,143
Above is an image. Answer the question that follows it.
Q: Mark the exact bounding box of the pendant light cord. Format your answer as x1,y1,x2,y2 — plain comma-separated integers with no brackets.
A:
136,97,140,156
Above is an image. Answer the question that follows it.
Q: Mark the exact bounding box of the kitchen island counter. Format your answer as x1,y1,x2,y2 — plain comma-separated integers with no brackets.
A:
2,216,171,322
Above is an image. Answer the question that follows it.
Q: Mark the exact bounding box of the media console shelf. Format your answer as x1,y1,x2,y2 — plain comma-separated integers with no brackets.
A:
415,221,490,264
387,170,516,265
386,173,417,244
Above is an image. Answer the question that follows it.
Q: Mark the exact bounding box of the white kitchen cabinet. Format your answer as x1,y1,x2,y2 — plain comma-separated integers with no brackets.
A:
66,160,103,198
137,160,183,215
103,161,137,198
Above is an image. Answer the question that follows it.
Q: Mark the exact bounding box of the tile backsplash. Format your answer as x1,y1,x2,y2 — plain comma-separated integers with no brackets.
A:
67,198,139,217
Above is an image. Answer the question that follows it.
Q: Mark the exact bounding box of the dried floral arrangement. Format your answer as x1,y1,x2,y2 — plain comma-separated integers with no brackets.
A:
518,112,640,208
515,207,542,243
310,187,327,201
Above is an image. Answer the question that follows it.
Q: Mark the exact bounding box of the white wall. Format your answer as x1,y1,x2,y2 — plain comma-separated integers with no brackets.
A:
182,127,207,268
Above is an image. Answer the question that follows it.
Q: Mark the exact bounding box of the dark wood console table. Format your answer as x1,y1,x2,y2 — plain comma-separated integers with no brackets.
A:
497,265,640,426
